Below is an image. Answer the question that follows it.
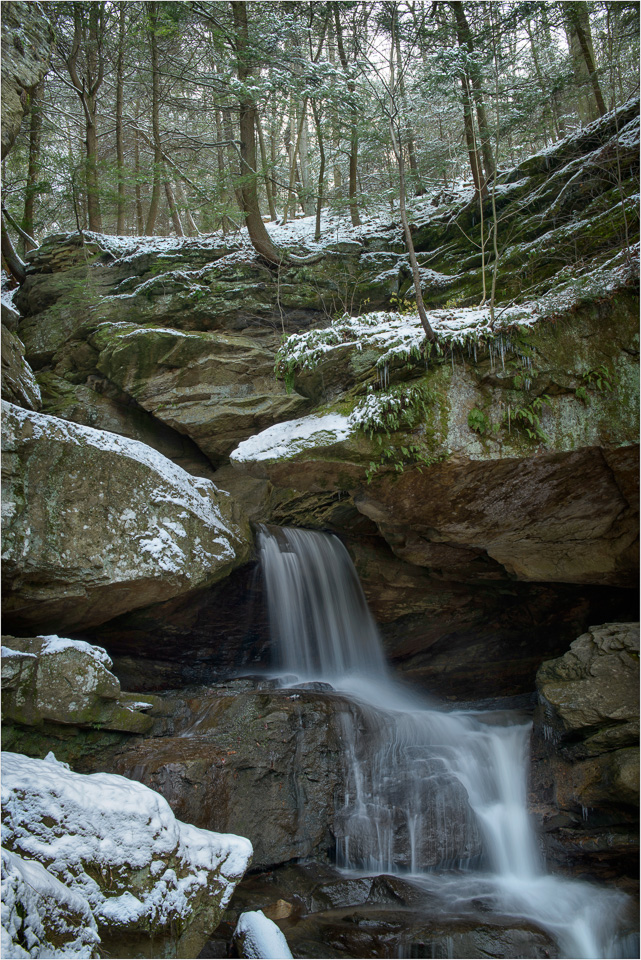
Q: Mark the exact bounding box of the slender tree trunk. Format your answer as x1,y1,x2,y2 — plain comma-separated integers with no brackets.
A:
22,80,43,254
563,1,606,122
282,99,309,224
164,180,184,236
257,112,277,221
214,108,232,233
461,73,483,197
222,107,245,210
115,2,126,234
393,28,423,196
334,2,361,226
389,123,435,342
568,2,606,116
311,99,325,241
526,19,560,141
133,117,145,234
84,107,102,232
327,19,343,195
145,1,162,234
174,180,198,236
450,1,495,181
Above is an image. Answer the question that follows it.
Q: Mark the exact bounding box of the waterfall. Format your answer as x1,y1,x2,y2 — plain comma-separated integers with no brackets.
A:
258,526,635,960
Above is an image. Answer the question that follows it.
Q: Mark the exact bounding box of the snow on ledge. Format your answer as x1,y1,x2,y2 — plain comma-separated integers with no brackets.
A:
230,413,353,463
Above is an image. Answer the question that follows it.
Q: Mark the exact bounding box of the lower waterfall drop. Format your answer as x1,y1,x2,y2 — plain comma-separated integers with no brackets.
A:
258,526,635,960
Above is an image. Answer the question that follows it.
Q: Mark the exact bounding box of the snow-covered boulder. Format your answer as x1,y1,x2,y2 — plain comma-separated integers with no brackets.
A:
233,910,293,959
1,402,252,633
1,847,99,959
1,752,253,959
1,635,156,733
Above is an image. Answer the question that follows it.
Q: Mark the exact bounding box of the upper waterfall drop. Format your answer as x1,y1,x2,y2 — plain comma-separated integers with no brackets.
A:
258,525,388,684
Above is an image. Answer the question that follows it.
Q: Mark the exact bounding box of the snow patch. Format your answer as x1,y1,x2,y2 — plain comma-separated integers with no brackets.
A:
231,413,353,463
234,910,293,959
1,847,99,959
37,635,113,670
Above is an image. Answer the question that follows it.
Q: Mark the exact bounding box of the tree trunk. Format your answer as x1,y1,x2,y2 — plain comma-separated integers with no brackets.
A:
145,1,162,235
334,2,361,227
222,107,245,211
311,99,325,241
461,73,483,197
389,122,435,342
231,0,283,263
257,112,278,221
214,108,232,233
164,180,184,236
133,118,145,234
22,80,43,254
85,108,102,232
115,2,126,234
326,17,343,195
393,28,423,196
450,1,495,181
1,213,27,283
564,1,606,122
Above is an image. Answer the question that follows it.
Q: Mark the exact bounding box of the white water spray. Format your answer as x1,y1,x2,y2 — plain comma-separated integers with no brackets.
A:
258,527,634,959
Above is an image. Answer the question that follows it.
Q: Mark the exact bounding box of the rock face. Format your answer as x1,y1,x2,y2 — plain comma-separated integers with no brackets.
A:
1,634,156,733
110,683,351,871
1,325,42,410
1,402,252,633
107,681,481,874
1,751,253,959
530,622,640,886
93,324,308,466
1,2,53,158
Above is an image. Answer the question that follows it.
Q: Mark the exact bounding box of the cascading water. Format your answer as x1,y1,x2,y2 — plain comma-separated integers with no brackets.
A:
258,526,635,960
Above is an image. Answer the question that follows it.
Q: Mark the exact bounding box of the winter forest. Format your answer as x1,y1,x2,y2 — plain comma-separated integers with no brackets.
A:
3,1,639,260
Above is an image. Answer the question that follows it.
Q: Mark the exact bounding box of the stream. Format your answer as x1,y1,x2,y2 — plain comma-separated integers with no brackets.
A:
256,526,635,960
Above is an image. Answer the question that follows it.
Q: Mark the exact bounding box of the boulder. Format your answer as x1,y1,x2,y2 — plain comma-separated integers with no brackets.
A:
1,2,53,158
530,622,640,885
1,751,253,959
1,634,156,733
1,402,252,633
1,326,41,410
1,846,100,959
92,324,308,466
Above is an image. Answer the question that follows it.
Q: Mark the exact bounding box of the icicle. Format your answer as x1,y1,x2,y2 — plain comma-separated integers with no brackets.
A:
582,805,589,821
